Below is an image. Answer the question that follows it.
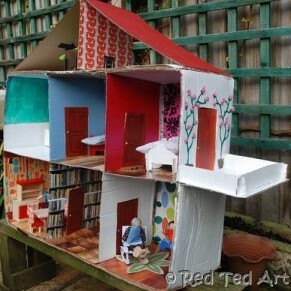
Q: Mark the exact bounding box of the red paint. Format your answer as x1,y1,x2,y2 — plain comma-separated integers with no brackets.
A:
19,205,28,219
65,107,88,157
123,113,145,167
105,74,160,171
85,0,230,76
66,187,85,235
196,108,217,170
17,178,44,186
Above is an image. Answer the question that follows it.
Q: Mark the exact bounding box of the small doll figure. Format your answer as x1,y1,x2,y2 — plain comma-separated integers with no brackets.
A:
160,220,175,251
121,217,147,264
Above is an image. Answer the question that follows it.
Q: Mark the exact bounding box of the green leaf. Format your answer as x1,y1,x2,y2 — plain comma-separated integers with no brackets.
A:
154,260,170,267
127,263,147,273
146,264,164,275
59,53,66,61
129,257,141,264
149,252,169,263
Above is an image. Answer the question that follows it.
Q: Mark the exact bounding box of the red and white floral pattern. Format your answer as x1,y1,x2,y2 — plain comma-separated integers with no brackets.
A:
78,1,133,70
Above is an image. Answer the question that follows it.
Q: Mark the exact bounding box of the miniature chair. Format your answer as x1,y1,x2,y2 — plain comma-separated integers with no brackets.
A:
120,225,148,264
27,202,44,234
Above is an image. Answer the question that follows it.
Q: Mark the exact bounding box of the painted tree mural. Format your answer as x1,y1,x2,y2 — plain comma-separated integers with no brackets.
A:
212,93,235,158
183,86,209,165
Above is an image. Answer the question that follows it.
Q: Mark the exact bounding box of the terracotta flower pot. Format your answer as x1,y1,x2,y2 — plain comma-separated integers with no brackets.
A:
222,233,276,290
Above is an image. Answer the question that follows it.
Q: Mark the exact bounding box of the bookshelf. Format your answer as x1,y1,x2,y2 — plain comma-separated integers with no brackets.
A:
83,191,101,228
47,163,102,237
46,198,67,239
16,178,44,201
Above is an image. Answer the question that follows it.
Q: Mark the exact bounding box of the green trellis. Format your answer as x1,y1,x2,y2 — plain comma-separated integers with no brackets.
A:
0,0,76,85
125,0,291,150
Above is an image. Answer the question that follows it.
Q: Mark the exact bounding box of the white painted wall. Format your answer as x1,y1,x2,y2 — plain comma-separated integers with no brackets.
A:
169,186,226,289
4,123,50,161
4,123,49,149
98,174,156,262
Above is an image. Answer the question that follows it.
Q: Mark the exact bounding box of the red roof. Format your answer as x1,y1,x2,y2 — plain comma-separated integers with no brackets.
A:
85,0,230,77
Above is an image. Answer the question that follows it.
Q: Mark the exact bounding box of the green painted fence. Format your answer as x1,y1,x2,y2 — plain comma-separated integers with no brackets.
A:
125,0,291,151
0,0,76,86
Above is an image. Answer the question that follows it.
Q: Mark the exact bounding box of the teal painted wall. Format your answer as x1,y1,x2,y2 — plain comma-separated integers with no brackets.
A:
5,76,49,124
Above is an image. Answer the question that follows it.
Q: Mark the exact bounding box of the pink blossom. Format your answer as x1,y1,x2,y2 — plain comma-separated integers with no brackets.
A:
184,101,188,109
225,116,229,123
231,106,235,112
228,95,233,101
194,120,198,125
219,121,224,128
205,96,210,102
184,137,188,143
218,114,222,119
212,92,217,98
196,103,200,109
191,94,197,100
186,123,192,130
201,86,206,95
226,123,231,130
221,97,226,105
192,132,197,139
187,89,191,96
190,105,195,112
213,102,217,107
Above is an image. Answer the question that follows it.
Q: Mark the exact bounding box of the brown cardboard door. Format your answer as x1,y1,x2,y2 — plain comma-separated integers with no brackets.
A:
116,198,138,254
123,113,145,167
66,187,85,235
196,108,217,170
65,107,88,157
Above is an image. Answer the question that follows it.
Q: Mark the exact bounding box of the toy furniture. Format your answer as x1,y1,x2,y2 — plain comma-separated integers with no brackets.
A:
120,218,147,265
2,1,288,290
27,202,44,234
145,143,178,173
12,179,46,221
89,144,105,156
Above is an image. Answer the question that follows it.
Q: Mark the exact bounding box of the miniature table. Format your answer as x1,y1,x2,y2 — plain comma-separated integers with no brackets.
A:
0,219,142,291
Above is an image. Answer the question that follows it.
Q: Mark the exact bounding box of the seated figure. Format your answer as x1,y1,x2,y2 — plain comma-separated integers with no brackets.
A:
120,217,147,264
160,220,175,251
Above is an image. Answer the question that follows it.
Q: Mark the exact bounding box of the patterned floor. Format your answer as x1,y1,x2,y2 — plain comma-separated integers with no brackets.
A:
46,226,99,263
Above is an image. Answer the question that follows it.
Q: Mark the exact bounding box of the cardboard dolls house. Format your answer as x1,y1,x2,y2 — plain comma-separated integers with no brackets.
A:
4,72,106,162
3,1,288,290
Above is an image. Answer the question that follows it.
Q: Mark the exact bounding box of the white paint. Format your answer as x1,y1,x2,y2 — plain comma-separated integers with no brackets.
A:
4,123,49,148
169,187,226,289
145,143,177,173
98,174,155,262
178,154,288,197
179,70,234,168
4,123,50,161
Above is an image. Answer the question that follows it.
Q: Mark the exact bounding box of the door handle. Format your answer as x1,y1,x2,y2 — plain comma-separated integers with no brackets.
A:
66,131,69,134
125,142,128,145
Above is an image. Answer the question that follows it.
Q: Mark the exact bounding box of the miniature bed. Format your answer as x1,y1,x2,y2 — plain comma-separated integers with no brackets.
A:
136,137,179,173
145,144,178,173
81,135,105,156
